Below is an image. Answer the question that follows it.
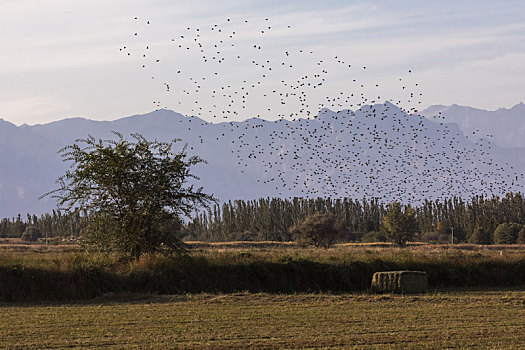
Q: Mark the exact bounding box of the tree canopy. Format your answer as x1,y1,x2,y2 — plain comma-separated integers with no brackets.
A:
493,222,522,244
290,213,342,249
42,132,214,258
382,201,418,247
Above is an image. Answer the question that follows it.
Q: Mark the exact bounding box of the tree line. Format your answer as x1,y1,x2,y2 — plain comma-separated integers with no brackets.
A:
187,193,525,244
0,210,86,242
2,194,525,245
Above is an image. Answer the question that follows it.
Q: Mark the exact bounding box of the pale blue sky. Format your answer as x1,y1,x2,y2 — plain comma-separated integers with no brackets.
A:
1,0,523,125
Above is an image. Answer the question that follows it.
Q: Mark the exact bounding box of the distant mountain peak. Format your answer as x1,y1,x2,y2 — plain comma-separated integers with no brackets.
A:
420,102,525,148
0,118,17,128
1,102,524,217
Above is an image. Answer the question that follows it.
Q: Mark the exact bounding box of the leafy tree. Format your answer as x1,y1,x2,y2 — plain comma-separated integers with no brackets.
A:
42,132,214,259
518,227,525,244
20,226,41,242
290,213,342,248
468,225,492,245
436,221,449,235
382,202,418,247
493,222,522,244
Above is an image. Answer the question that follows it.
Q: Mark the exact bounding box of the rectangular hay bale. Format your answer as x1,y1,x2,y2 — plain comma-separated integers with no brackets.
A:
371,271,427,294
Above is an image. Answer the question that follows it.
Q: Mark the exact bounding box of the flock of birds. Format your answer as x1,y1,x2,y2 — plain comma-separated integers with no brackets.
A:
117,16,524,203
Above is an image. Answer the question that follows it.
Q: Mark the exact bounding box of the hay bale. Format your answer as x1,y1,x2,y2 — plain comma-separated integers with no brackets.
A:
371,271,427,294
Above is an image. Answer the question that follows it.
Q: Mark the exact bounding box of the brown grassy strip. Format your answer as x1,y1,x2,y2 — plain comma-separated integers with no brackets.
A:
1,245,525,301
0,292,524,349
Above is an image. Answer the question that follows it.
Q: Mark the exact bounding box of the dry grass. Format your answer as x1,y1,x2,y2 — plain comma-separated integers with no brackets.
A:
0,237,80,254
1,241,524,275
1,291,524,349
188,242,525,265
1,241,524,302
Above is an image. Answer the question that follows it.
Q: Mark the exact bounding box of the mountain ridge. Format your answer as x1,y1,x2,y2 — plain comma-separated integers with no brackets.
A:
421,102,525,148
1,102,524,217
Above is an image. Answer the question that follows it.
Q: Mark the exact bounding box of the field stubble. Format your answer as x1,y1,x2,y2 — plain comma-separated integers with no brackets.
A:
1,291,524,349
1,242,524,348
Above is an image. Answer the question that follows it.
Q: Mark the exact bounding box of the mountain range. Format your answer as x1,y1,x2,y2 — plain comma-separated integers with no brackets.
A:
420,102,525,148
0,102,524,218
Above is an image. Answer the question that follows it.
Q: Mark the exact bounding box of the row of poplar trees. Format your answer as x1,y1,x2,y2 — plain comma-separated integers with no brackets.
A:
0,210,86,241
187,193,525,244
1,193,525,244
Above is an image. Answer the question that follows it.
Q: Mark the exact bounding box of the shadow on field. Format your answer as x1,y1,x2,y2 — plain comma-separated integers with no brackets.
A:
1,250,524,303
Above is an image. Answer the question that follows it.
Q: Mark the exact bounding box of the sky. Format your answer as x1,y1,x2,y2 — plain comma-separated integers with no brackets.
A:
1,0,524,125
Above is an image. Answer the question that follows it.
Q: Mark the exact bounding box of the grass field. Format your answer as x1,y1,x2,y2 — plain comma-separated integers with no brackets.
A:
1,291,524,349
1,242,524,348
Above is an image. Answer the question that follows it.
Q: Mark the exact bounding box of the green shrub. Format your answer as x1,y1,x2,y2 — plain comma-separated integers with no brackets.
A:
469,226,493,245
493,222,522,244
360,231,387,243
20,226,42,242
421,231,450,244
290,214,343,249
518,227,525,244
382,202,418,247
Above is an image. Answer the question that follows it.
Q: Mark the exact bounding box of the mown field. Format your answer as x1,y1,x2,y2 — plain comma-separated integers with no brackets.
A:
1,242,525,348
1,291,524,349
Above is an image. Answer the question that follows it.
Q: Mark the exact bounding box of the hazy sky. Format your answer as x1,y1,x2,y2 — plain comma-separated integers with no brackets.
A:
1,0,524,125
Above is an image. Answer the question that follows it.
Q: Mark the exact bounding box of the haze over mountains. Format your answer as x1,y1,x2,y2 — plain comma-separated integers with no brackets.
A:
0,102,524,218
421,102,525,148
